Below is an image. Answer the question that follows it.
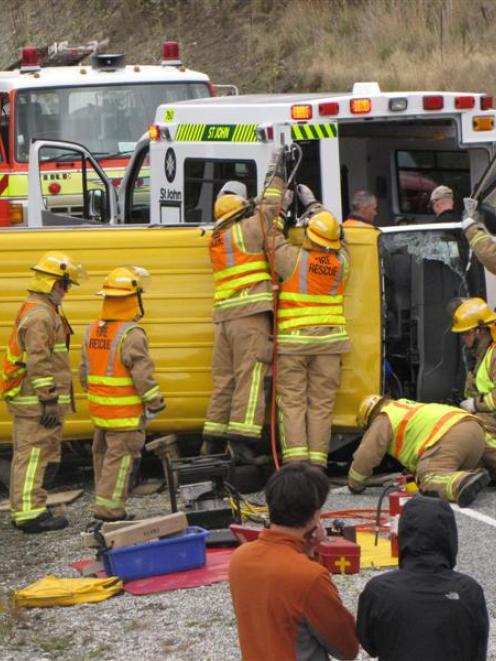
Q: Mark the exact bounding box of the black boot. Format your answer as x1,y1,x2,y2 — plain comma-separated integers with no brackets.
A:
202,436,228,455
228,438,258,465
93,512,136,523
17,511,69,534
456,469,490,508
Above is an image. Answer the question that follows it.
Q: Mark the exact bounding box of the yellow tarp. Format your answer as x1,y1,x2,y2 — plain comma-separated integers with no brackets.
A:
14,575,123,608
357,531,399,569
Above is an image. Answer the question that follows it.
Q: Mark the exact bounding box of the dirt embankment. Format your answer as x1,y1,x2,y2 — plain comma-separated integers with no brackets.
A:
1,0,496,95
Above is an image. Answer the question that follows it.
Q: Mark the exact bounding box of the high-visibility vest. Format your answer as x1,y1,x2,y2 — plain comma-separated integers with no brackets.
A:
209,222,272,311
0,301,55,400
277,248,348,332
382,399,472,471
475,343,496,408
85,321,144,430
343,218,372,228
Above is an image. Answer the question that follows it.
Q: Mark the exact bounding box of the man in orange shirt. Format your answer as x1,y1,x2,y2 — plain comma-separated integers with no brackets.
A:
343,190,378,228
229,463,359,661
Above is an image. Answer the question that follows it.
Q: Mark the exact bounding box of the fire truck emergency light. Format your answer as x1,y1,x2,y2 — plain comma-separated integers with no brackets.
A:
161,41,181,66
20,47,41,72
350,98,371,114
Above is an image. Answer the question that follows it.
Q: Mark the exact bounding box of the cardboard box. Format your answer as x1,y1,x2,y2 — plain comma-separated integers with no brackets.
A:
316,537,361,574
102,512,188,549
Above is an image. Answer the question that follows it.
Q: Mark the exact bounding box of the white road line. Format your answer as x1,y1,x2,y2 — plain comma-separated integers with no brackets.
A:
451,504,496,528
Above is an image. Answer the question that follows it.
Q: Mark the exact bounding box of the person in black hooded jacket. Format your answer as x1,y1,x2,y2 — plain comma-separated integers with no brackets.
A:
356,494,488,661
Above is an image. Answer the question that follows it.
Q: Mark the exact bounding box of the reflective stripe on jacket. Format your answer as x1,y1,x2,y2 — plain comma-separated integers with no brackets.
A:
277,248,348,332
209,222,272,311
85,321,144,430
383,399,472,471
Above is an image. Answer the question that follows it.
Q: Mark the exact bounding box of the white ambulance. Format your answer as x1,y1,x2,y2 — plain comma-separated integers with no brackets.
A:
25,83,496,423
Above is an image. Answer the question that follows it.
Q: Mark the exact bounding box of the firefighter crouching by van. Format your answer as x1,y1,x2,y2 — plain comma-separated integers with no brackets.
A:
202,150,287,465
348,395,490,507
0,252,86,534
450,297,496,480
271,184,350,470
79,266,165,522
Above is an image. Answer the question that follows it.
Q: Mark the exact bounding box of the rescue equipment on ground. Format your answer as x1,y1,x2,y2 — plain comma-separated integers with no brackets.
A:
316,537,361,574
14,575,122,607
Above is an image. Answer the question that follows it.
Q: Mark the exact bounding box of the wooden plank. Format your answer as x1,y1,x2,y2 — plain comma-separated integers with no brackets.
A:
0,488,84,512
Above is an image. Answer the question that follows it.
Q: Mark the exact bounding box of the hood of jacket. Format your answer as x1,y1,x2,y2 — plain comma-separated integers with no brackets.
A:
398,494,457,572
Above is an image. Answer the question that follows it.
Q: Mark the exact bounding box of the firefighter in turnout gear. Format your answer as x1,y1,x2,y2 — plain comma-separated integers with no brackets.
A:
79,266,165,521
202,151,286,464
271,184,350,469
348,395,490,507
450,297,496,480
1,251,86,533
461,196,496,274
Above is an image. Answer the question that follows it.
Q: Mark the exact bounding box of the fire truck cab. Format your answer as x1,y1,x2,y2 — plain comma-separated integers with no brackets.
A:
0,40,214,227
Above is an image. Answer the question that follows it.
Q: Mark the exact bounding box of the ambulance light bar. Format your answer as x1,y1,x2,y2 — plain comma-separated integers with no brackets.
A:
350,98,371,114
481,95,493,110
319,102,339,116
291,105,312,120
389,98,408,112
256,126,274,142
473,116,494,131
455,96,475,110
20,47,41,73
423,95,443,110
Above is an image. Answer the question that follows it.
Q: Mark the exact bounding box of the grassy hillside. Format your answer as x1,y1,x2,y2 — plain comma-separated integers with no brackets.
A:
1,0,496,95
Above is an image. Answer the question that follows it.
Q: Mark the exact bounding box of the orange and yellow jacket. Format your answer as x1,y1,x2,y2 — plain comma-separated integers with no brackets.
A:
1,292,73,418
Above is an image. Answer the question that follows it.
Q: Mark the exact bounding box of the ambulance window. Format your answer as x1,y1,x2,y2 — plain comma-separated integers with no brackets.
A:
396,149,470,214
184,158,257,223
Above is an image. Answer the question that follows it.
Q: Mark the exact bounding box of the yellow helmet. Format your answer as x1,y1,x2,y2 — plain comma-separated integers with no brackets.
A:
214,194,248,224
306,210,341,249
450,297,496,333
30,251,87,293
98,266,150,297
357,394,384,429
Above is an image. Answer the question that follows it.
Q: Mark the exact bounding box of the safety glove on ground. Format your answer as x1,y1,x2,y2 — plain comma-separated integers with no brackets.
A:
40,399,61,428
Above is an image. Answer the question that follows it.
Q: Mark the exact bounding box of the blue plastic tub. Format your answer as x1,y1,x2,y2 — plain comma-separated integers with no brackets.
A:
102,526,208,581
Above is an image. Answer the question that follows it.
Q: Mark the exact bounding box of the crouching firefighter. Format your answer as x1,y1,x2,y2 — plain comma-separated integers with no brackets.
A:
349,395,490,507
268,184,350,469
80,266,165,522
1,251,86,533
202,149,287,464
450,297,496,481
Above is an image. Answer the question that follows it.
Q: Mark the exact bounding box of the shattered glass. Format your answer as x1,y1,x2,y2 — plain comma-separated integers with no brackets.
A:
381,229,467,281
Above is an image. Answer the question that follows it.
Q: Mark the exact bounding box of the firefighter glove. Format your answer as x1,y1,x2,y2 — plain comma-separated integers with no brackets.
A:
40,400,61,428
145,397,166,420
296,184,317,209
459,397,476,413
461,197,478,230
